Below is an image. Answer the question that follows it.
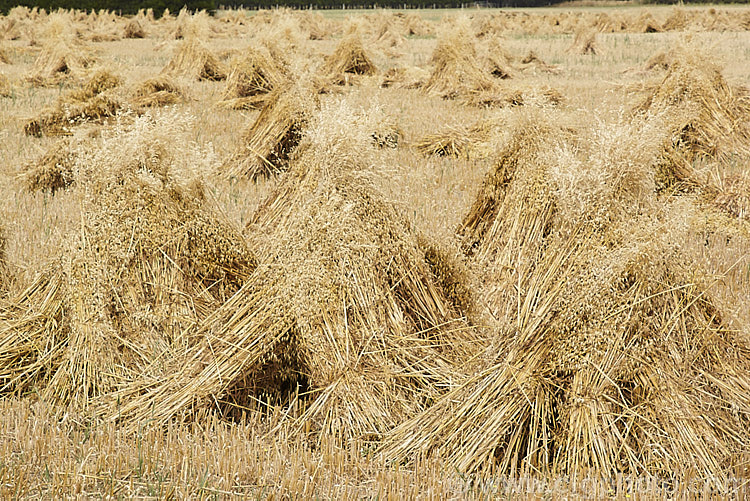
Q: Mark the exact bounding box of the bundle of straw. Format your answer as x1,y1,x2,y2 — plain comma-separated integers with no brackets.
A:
24,69,122,137
1,112,256,409
123,18,145,39
161,38,226,81
0,73,11,97
382,115,750,482
129,76,186,109
322,33,377,77
21,134,91,193
567,28,598,55
632,47,750,196
422,26,497,100
222,83,317,180
217,47,285,110
25,40,95,87
379,66,429,90
414,118,502,159
99,105,479,439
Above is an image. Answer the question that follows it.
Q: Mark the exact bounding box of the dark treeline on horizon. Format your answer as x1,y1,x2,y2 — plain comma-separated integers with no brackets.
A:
0,0,213,14
0,0,567,14
1,0,746,16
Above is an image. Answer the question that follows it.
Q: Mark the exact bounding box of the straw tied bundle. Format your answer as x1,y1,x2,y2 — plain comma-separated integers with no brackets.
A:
222,83,318,181
129,76,186,109
25,40,95,87
21,132,93,193
317,33,377,88
24,69,122,137
217,46,285,110
161,38,226,81
421,26,497,100
421,27,560,108
630,47,750,224
101,106,478,439
0,113,255,409
0,73,11,97
632,47,750,195
381,115,750,481
413,118,503,159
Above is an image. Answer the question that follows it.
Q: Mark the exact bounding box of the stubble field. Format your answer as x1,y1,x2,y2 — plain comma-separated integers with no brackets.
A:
1,4,750,498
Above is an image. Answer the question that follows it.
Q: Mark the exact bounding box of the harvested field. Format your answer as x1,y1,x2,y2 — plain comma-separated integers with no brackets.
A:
1,5,750,499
